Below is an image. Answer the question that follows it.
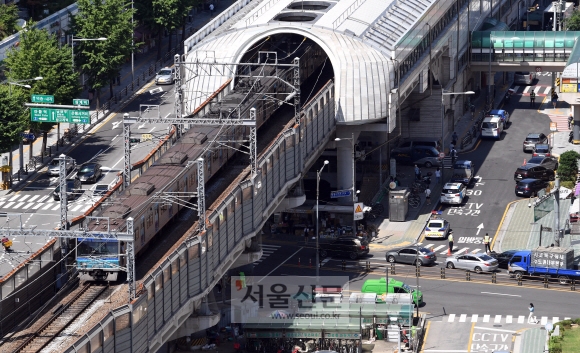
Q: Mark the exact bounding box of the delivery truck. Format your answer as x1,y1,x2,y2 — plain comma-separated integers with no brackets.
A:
507,247,580,284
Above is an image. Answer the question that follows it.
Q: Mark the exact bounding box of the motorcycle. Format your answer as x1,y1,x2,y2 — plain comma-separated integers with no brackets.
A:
569,131,574,143
421,172,432,186
504,91,511,104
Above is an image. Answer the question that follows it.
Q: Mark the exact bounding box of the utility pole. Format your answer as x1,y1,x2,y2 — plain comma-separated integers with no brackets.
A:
59,154,68,274
554,178,561,246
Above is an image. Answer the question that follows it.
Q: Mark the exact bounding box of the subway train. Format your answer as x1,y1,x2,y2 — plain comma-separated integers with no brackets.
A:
76,44,326,281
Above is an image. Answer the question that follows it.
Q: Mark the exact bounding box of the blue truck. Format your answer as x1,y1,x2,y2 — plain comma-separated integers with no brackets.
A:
508,247,580,285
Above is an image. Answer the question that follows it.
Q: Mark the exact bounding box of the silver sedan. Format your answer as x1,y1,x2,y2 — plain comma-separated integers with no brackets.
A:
445,253,498,273
386,246,437,266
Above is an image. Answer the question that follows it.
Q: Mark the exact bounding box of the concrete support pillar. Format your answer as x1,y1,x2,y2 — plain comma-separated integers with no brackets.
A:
573,105,580,143
335,130,360,205
486,71,497,104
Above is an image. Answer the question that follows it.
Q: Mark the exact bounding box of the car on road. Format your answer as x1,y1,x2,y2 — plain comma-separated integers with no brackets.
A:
527,156,558,171
386,246,437,266
514,71,534,85
93,184,110,196
487,109,510,128
391,146,442,168
77,162,102,183
48,158,75,176
445,253,499,273
319,237,369,260
490,249,522,269
515,178,549,197
532,144,552,157
481,116,503,140
423,217,450,239
440,182,466,205
513,165,555,182
53,179,83,201
523,133,547,152
155,67,175,85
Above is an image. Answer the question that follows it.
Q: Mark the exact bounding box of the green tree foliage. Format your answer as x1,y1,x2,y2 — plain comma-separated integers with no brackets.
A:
565,10,580,31
557,150,580,182
72,0,135,103
0,86,29,154
4,26,81,153
0,4,19,39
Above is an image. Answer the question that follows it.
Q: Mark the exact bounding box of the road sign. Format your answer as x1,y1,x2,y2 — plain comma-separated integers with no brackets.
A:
550,122,557,132
535,67,542,73
73,99,90,106
30,108,90,124
331,189,352,198
20,132,35,140
439,152,445,158
353,202,364,220
31,94,54,104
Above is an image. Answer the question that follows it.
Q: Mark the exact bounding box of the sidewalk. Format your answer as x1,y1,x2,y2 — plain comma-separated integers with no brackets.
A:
1,1,233,195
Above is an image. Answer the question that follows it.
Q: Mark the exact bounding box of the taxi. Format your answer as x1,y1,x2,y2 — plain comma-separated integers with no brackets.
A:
424,215,450,239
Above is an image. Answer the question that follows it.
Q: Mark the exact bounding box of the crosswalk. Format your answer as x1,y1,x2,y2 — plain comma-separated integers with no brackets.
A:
417,242,482,256
254,244,281,264
511,84,552,97
445,313,571,325
0,194,93,212
547,114,572,132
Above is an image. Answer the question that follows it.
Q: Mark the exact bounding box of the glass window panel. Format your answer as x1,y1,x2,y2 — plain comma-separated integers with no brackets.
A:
171,257,179,277
103,320,114,342
2,277,14,299
163,266,170,284
155,274,162,292
147,281,154,300
115,312,131,331
132,301,148,324
90,332,102,352
28,260,40,278
15,268,27,288
179,250,187,269
41,248,52,268
189,243,199,259
76,343,89,353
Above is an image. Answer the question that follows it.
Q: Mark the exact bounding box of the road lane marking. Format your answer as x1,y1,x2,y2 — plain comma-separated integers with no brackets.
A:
112,121,121,129
149,127,156,133
28,195,40,202
506,315,512,323
491,200,518,251
459,314,467,322
471,314,478,322
467,322,475,352
258,247,303,283
473,326,516,333
517,316,525,324
483,315,490,322
112,134,119,141
481,291,521,297
494,315,501,323
8,195,19,202
447,314,455,322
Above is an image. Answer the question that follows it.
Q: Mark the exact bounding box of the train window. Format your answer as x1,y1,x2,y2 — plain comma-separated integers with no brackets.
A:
75,342,89,353
2,277,14,299
179,250,187,268
15,268,27,289
115,312,130,332
103,320,114,342
155,274,162,292
90,331,102,352
132,301,147,324
171,258,179,277
147,282,154,300
188,243,199,259
163,266,171,284
28,259,40,278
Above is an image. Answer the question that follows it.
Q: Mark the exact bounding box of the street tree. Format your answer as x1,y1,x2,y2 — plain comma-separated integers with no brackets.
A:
0,85,30,169
72,0,135,105
0,3,19,39
558,150,580,188
565,10,580,31
4,25,81,157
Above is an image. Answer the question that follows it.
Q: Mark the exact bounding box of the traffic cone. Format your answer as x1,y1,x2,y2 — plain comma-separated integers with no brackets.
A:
523,159,527,165
447,248,452,256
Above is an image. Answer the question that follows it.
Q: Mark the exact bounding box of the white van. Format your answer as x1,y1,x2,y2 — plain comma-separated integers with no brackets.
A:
481,116,503,140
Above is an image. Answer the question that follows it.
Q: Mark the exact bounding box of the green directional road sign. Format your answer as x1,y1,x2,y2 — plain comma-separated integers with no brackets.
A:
31,94,55,104
30,108,90,124
73,99,90,106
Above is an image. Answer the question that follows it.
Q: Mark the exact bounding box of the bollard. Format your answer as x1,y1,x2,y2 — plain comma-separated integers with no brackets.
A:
390,262,395,275
440,267,445,279
544,275,549,288
415,264,421,277
492,272,497,284
466,271,471,281
298,258,301,267
366,261,370,272
342,260,346,270
518,276,522,286
572,280,576,291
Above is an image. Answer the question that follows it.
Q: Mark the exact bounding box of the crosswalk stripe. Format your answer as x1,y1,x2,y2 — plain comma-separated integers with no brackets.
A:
37,195,49,202
457,247,469,254
8,195,19,202
471,248,482,253
554,317,560,324
70,204,84,212
494,315,502,323
22,203,34,210
443,314,566,324
321,258,331,266
51,204,61,211
565,317,571,320
433,245,445,252
540,317,548,325
28,195,40,202
518,316,525,324
448,314,455,322
506,315,513,323
483,315,490,322
12,202,25,209
523,86,531,93
41,203,53,210
4,202,14,208
544,86,552,94
19,195,30,202
534,86,541,95
471,314,478,322
459,314,467,322
0,202,4,208
423,243,434,249
32,203,43,210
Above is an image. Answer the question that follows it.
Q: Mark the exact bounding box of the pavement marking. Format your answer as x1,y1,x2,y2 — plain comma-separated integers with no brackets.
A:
420,321,431,353
8,195,19,202
52,204,61,211
258,246,302,282
12,202,24,209
494,315,502,323
149,127,156,133
32,203,44,210
112,134,119,141
467,322,475,352
37,195,49,202
432,245,445,252
22,203,34,210
554,317,560,323
28,195,40,202
540,316,548,325
517,316,525,324
473,326,516,333
523,86,531,93
457,247,469,254
70,204,84,212
0,202,4,208
483,315,490,322
481,291,521,297
41,203,53,210
19,195,30,201
543,86,552,94
471,314,478,322
321,258,330,266
491,200,518,251
471,248,481,253
506,315,513,323
4,202,14,208
459,314,467,322
447,314,456,322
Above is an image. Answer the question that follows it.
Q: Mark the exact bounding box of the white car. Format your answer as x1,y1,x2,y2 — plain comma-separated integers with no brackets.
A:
48,158,75,176
440,182,466,205
155,67,175,85
481,116,503,140
423,217,450,239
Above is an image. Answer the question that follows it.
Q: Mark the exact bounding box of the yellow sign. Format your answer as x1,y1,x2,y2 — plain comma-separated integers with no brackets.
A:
0,165,11,172
353,202,364,220
355,204,363,213
141,133,153,141
561,84,578,93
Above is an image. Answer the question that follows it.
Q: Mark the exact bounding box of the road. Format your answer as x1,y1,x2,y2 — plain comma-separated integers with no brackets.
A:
0,81,178,276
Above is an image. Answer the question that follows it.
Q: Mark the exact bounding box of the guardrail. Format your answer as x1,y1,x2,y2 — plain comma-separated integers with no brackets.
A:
332,0,367,29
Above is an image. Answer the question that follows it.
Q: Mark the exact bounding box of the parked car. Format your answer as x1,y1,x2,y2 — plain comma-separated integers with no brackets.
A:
385,246,437,266
48,158,75,176
490,249,522,269
391,146,442,168
514,71,534,85
487,109,510,128
440,182,466,205
523,133,547,152
451,160,475,185
445,253,499,273
423,217,450,239
93,184,110,196
155,67,175,85
515,178,549,197
526,156,558,171
53,179,83,201
319,237,369,260
481,116,503,140
513,165,555,181
397,138,440,152
532,144,552,157
77,162,102,183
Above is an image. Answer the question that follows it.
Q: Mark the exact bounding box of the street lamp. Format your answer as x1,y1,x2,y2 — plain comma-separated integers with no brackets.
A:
316,160,329,283
8,76,43,97
441,90,475,157
70,36,108,69
335,133,357,233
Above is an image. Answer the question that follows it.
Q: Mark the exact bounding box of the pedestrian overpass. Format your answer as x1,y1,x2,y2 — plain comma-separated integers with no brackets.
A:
470,31,580,72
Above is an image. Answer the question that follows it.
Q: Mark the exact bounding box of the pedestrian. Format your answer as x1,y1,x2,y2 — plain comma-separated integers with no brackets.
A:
551,91,559,109
1,236,11,252
528,303,538,324
569,114,573,130
209,3,215,15
452,131,458,146
435,168,441,184
530,90,536,107
450,147,457,165
448,231,454,254
414,164,421,180
304,227,309,244
449,142,455,152
483,233,491,253
425,187,431,205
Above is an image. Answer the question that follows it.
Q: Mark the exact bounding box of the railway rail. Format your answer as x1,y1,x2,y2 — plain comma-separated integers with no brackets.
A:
13,283,107,353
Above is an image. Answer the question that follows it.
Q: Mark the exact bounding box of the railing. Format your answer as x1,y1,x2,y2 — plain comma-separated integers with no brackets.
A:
244,0,281,27
332,0,367,29
63,81,337,353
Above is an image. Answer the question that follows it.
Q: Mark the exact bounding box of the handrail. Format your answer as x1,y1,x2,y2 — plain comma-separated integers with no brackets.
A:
332,0,367,29
245,0,282,27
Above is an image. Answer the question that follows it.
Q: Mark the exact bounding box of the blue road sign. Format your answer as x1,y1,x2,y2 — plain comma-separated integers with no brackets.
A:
20,133,35,140
330,190,352,198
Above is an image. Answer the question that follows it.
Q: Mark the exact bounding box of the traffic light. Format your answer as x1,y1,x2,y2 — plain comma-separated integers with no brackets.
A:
556,77,561,87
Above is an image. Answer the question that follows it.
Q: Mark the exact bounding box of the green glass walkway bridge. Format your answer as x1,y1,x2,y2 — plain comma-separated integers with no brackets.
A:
470,31,580,72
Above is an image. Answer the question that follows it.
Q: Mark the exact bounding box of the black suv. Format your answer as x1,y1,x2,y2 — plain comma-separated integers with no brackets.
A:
319,237,369,260
527,156,558,171
53,179,83,201
513,165,555,181
515,178,549,197
523,133,547,152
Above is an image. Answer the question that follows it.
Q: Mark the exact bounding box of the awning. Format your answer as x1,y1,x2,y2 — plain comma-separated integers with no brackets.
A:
313,205,354,213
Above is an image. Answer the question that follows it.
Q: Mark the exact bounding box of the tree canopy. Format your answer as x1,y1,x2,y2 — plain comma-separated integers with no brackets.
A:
0,86,29,154
0,4,19,39
565,10,580,31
